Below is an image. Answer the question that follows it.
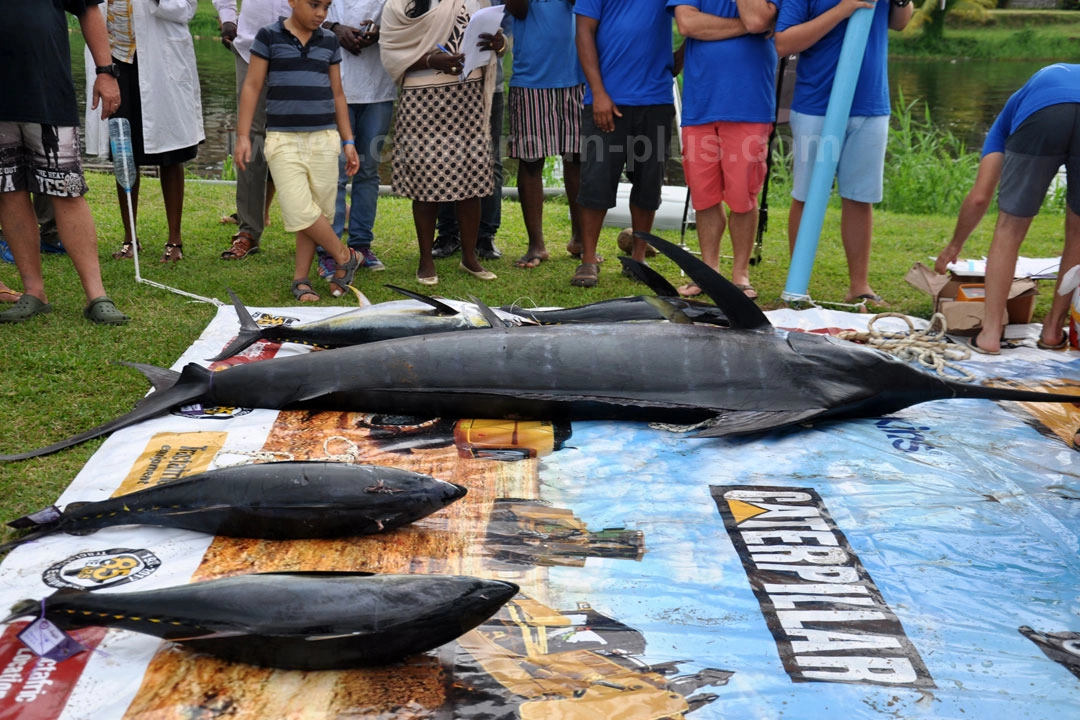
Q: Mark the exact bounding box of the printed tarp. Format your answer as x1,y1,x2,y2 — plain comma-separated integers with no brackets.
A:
1,304,1078,719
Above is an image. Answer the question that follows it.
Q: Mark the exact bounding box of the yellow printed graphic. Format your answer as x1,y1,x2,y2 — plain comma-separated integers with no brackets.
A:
114,432,228,496
727,498,769,525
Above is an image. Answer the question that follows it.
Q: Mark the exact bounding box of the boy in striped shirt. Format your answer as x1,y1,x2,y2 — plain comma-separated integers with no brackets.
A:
234,0,362,302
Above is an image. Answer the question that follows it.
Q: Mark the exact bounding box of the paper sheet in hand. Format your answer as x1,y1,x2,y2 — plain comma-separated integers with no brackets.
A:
459,5,504,80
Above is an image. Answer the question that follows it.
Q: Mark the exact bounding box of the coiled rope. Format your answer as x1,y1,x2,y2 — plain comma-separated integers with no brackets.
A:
837,312,976,382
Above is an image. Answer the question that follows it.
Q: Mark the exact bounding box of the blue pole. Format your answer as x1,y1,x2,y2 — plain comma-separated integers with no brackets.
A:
782,7,875,303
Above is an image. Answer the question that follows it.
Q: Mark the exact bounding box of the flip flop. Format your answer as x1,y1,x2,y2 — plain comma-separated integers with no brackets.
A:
570,262,599,288
0,285,21,303
677,282,702,298
0,294,51,323
515,253,547,269
967,336,1000,355
1037,333,1070,351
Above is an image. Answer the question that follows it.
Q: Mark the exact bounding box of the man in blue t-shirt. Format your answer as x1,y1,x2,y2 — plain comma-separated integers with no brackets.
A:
775,0,912,306
669,0,777,301
934,63,1080,355
571,0,677,287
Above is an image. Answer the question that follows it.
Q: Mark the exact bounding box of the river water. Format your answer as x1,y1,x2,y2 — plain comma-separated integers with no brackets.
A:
71,38,1053,180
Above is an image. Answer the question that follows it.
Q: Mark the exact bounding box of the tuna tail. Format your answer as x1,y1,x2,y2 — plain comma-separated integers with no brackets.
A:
0,527,60,555
207,289,267,361
0,363,214,463
2,598,44,624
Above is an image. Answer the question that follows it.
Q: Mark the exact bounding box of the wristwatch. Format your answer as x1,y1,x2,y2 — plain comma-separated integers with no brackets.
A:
95,63,120,78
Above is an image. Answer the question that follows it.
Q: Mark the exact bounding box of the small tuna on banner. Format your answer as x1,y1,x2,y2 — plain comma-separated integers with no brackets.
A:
3,572,519,670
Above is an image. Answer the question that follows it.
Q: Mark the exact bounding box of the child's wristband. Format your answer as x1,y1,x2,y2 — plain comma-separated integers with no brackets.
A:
341,139,355,148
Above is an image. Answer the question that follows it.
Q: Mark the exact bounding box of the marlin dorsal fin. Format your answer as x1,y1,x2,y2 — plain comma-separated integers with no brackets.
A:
639,233,772,331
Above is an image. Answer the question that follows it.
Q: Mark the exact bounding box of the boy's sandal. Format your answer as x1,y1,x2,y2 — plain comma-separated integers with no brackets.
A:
0,294,52,323
221,232,259,260
291,278,321,303
111,240,142,260
83,296,130,325
161,243,183,264
329,248,361,297
570,262,600,288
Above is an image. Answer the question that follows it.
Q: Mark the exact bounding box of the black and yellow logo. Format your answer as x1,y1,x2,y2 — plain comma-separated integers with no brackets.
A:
43,548,161,590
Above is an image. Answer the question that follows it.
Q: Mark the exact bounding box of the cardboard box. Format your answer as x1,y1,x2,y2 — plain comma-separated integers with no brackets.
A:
905,262,1038,335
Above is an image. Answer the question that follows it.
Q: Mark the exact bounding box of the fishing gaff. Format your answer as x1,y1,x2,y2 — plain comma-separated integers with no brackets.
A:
107,118,222,306
781,7,874,304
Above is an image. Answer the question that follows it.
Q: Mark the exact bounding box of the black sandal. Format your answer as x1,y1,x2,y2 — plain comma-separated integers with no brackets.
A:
329,248,361,297
291,278,320,303
112,240,142,260
161,243,183,264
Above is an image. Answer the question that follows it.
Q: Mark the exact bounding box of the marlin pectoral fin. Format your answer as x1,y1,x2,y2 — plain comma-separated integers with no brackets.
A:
694,408,830,437
640,233,772,331
206,289,267,361
618,256,681,297
384,285,460,316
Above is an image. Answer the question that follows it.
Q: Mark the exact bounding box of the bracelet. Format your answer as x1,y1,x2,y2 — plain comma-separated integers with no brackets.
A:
425,51,434,69
342,139,355,147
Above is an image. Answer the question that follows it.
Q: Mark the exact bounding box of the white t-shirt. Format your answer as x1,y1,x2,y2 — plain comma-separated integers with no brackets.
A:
328,0,398,104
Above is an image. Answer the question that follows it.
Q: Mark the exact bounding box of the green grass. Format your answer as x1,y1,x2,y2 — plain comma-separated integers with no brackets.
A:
894,9,1080,59
0,171,1072,528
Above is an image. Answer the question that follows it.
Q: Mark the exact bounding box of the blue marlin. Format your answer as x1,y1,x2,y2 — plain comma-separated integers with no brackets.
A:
4,234,1078,462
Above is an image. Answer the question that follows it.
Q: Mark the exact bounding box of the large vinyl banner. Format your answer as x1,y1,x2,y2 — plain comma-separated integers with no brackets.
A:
1,305,1078,719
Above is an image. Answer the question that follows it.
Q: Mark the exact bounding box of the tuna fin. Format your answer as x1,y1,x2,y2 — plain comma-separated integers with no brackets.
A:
7,504,63,530
206,289,266,361
694,409,829,437
384,285,460,316
618,256,681,297
0,363,213,462
639,233,772,331
468,295,511,330
643,297,692,324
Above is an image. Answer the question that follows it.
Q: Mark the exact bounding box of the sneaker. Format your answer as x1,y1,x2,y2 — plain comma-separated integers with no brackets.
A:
316,252,337,281
359,247,385,271
432,234,461,259
478,236,502,260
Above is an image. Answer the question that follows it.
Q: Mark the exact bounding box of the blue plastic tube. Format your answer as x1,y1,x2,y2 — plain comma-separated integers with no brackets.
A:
782,7,875,303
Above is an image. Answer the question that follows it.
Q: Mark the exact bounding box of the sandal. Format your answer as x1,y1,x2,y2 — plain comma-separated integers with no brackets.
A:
735,283,758,300
221,232,260,260
515,252,548,269
291,278,321,303
329,248,361,297
83,296,130,325
570,262,600,288
111,240,142,260
0,294,52,323
677,282,702,298
1037,331,1070,351
161,243,183,264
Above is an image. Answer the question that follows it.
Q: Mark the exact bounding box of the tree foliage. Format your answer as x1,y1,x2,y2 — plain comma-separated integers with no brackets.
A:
909,0,997,41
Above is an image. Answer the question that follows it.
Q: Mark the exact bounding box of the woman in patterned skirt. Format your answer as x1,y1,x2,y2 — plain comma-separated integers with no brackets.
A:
382,0,506,285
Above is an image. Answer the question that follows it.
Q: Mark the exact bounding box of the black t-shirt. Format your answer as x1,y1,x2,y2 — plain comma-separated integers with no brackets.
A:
0,0,102,126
